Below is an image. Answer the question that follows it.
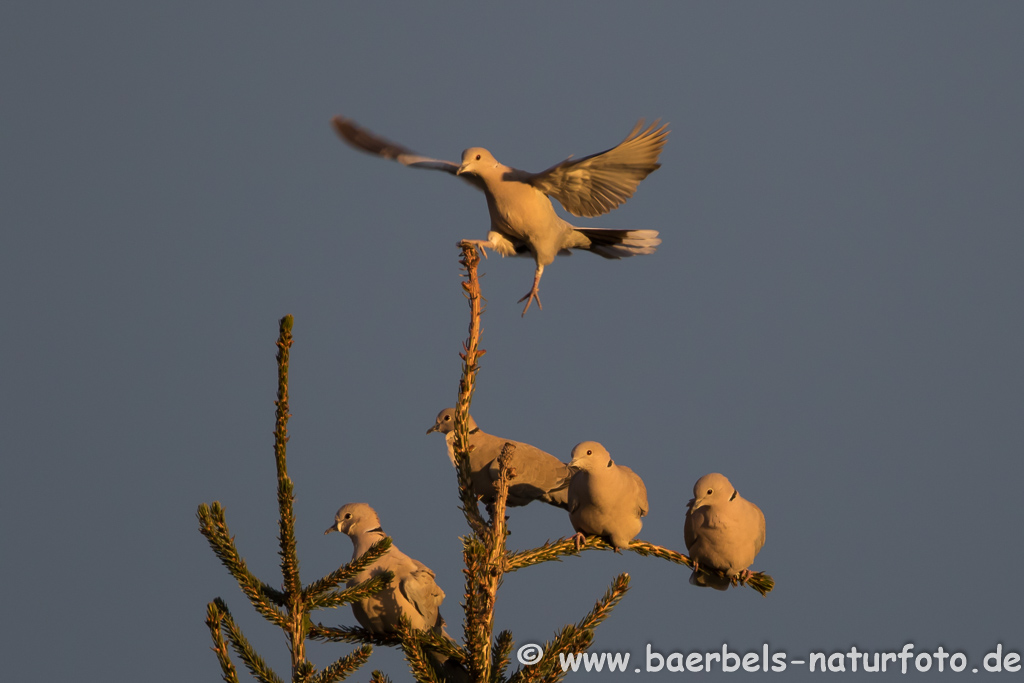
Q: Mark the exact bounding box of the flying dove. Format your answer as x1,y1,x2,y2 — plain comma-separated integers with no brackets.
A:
565,441,648,551
325,503,468,682
333,116,667,315
684,473,766,590
426,408,570,509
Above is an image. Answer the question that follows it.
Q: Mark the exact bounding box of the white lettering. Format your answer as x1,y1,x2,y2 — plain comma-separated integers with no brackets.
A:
645,644,663,672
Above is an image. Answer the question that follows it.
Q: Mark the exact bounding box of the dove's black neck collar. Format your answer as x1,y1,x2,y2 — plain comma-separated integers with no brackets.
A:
468,427,480,434
367,526,384,534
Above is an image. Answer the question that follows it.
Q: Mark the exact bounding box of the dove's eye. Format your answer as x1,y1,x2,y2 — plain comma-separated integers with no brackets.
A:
444,414,451,422
586,449,593,455
475,154,481,160
344,513,352,519
706,489,713,495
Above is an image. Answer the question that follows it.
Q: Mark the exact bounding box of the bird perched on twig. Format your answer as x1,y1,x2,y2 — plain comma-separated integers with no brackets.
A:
333,116,667,315
325,503,467,681
564,441,648,551
426,407,570,509
684,473,766,590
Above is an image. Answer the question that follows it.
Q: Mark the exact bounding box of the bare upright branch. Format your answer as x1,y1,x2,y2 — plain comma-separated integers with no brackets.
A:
453,243,488,538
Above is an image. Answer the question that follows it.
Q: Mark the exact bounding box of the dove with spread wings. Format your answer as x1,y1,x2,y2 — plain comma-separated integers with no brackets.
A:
333,116,668,315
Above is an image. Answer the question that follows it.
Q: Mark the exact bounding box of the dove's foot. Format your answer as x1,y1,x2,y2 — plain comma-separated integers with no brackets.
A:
571,532,586,552
733,569,753,586
518,289,542,316
460,239,491,259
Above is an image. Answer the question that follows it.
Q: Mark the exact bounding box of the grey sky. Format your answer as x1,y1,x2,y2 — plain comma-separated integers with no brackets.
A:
2,3,1022,680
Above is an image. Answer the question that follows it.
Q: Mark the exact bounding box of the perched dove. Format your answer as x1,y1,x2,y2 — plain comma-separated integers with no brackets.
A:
426,408,570,509
325,503,468,682
325,503,449,633
333,116,667,315
684,473,766,590
566,441,648,551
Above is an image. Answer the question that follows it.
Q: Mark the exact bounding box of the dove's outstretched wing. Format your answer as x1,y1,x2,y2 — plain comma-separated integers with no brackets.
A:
332,116,484,190
527,120,669,218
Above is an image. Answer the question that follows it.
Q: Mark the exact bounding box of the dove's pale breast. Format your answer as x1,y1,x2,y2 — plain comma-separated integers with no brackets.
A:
568,466,645,549
479,176,575,264
685,499,765,576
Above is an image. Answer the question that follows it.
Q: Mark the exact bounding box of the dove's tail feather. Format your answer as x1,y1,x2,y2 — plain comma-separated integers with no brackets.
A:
575,227,661,259
427,652,469,683
427,627,471,683
428,651,470,683
689,570,732,591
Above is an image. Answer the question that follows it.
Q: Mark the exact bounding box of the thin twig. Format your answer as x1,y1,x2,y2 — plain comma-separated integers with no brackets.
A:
506,536,774,596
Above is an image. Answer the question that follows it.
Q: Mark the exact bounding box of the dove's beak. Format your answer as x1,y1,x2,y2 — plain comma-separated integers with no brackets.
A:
426,423,439,435
690,496,706,511
324,524,338,535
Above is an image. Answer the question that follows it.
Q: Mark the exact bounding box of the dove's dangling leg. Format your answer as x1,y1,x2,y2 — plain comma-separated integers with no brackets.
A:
571,531,586,552
518,265,544,316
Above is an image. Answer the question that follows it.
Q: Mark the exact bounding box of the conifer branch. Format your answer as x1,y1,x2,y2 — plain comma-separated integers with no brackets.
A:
418,630,468,663
197,502,289,627
523,628,594,683
295,660,315,683
310,623,466,675
269,315,314,672
490,630,514,683
274,315,301,599
573,572,631,632
309,621,467,664
200,317,376,683
308,624,401,647
206,600,241,683
211,597,285,683
507,574,630,683
468,442,516,681
460,533,490,664
505,536,774,596
397,616,443,683
369,672,393,683
306,572,394,612
310,644,375,683
304,538,393,598
453,242,488,539
627,539,774,596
